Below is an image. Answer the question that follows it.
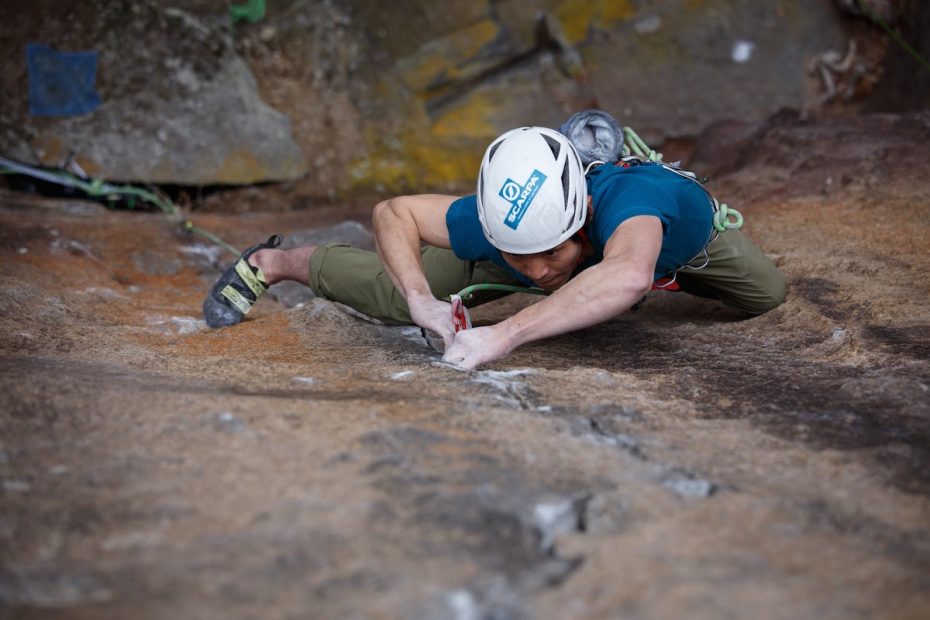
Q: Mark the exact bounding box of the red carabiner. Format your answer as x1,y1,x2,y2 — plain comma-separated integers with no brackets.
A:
450,294,472,332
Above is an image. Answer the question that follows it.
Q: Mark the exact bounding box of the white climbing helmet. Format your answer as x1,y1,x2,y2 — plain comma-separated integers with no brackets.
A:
477,126,587,254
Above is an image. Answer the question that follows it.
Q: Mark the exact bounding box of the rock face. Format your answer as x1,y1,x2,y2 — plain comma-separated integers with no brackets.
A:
583,0,847,142
2,0,912,195
1,111,929,618
0,1,307,185
240,0,870,196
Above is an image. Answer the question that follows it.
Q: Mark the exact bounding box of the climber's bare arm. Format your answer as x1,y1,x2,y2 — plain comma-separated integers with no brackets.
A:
442,216,662,369
371,194,459,345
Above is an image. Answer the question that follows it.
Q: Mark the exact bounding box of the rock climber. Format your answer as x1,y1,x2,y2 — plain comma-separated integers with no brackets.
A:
203,113,786,369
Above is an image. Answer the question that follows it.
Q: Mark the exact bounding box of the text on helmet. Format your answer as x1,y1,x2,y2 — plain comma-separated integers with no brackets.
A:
500,169,547,231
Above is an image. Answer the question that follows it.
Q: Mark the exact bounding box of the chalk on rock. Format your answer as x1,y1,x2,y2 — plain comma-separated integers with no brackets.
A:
663,474,717,498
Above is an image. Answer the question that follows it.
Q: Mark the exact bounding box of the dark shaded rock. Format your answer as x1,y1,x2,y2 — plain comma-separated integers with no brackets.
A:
279,221,374,251
2,1,913,197
585,0,849,143
0,1,306,185
0,568,112,607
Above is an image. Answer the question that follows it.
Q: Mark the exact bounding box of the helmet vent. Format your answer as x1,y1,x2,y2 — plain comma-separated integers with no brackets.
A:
488,141,502,162
542,133,561,159
561,160,570,208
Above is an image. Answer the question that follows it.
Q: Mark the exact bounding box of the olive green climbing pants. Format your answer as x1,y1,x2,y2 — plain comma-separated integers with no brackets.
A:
307,229,785,325
674,229,786,315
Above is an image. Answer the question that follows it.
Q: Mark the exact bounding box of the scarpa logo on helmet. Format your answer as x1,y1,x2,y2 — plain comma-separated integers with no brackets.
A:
500,169,547,231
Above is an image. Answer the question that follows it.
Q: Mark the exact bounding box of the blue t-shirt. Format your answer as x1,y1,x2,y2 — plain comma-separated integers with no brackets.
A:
446,162,715,282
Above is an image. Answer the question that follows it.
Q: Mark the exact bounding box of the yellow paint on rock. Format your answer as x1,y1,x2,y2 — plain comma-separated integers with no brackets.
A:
215,148,273,184
348,75,502,193
431,91,498,139
349,124,485,193
402,55,448,94
351,1,642,193
554,0,636,44
31,134,65,166
553,0,595,44
73,155,103,177
398,18,501,95
31,134,103,177
414,141,483,187
600,0,636,24
210,148,308,185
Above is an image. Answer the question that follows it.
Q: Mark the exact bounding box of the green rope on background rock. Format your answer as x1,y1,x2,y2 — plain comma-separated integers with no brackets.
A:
230,0,266,23
452,283,550,303
860,3,930,74
0,156,240,258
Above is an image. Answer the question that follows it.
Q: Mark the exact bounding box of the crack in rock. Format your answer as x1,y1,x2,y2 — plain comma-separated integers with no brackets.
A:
469,369,537,409
580,415,646,460
0,569,113,607
662,471,718,498
531,495,590,554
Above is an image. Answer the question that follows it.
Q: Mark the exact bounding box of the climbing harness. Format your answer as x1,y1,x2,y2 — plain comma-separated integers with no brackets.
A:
615,127,743,231
621,128,742,231
610,127,744,287
0,156,240,258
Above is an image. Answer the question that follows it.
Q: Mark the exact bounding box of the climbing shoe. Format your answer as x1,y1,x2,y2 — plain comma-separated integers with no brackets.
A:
203,234,283,328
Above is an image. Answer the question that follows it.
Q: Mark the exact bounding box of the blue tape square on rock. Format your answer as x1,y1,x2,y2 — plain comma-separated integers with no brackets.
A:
27,43,101,117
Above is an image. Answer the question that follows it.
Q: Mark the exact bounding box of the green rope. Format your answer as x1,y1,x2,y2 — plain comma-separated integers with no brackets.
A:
621,127,663,162
0,156,240,258
184,221,241,257
712,199,743,232
451,283,549,303
230,0,265,23
861,4,930,74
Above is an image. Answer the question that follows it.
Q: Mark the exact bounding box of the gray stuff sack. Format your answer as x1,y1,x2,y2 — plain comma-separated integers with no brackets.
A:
558,109,624,167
